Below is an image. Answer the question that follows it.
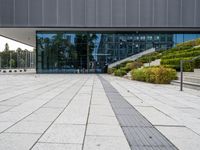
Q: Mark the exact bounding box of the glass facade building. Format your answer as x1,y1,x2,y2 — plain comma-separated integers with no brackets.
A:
36,32,200,73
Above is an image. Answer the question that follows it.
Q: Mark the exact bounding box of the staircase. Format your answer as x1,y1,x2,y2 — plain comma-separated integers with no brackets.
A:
171,69,200,90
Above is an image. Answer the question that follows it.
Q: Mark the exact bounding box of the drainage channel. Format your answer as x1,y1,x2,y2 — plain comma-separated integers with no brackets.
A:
99,76,178,150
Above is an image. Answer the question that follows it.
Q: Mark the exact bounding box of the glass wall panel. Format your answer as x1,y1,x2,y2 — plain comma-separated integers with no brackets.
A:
36,32,200,73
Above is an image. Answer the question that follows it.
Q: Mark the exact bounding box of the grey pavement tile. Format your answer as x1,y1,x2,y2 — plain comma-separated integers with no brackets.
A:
39,124,85,144
86,124,125,137
32,143,82,150
89,105,115,116
6,121,51,134
55,110,88,125
42,100,69,108
24,107,62,122
135,106,181,126
0,111,26,122
83,136,131,150
156,126,200,150
0,122,14,132
0,105,13,113
0,133,40,150
88,115,119,125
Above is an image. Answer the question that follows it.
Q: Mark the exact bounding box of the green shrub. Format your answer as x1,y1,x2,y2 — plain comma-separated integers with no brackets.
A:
194,58,200,68
107,68,116,74
162,50,200,59
137,52,162,63
131,66,177,84
115,60,133,69
114,69,127,77
176,38,200,48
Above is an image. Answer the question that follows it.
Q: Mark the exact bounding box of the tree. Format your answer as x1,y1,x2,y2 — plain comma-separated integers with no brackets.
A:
4,43,9,51
9,59,16,68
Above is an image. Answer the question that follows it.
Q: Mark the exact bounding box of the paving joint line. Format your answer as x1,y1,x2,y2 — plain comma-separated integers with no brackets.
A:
29,77,90,150
81,76,95,150
0,78,74,114
0,78,83,134
0,77,69,104
114,80,179,123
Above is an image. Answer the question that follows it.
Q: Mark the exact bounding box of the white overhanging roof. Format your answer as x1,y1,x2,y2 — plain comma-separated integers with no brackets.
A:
1,28,200,48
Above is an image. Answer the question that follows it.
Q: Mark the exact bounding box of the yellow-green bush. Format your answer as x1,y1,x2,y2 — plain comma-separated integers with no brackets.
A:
114,69,127,77
131,66,177,84
107,68,116,74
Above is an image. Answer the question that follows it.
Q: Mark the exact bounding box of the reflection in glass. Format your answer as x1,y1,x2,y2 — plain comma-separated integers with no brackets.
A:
36,32,200,73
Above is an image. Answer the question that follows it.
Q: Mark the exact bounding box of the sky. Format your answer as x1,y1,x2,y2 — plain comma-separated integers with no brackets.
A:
0,36,34,52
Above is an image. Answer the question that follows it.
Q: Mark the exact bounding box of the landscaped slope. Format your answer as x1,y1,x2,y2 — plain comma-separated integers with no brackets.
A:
107,38,200,84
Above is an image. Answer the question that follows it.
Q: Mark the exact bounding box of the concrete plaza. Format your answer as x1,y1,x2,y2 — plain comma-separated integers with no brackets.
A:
0,74,200,150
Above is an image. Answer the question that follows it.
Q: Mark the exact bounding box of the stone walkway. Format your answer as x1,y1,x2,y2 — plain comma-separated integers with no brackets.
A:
0,74,200,150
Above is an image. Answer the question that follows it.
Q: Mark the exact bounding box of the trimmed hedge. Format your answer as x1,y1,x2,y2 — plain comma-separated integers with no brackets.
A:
137,52,162,63
131,66,177,84
161,57,195,72
115,60,133,69
161,46,200,71
176,38,200,48
162,49,200,59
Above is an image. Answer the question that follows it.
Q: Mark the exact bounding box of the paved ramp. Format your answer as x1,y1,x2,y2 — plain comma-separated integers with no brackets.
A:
108,48,155,68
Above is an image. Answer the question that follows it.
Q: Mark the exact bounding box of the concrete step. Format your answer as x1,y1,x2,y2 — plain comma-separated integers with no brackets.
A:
171,80,200,90
144,59,160,67
194,69,200,73
183,77,200,84
177,72,200,78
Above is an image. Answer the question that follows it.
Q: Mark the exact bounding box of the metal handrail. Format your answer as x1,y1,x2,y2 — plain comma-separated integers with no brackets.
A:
180,55,200,91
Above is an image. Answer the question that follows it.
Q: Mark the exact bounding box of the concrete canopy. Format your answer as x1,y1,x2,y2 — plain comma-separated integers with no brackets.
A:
1,27,200,48
0,28,36,47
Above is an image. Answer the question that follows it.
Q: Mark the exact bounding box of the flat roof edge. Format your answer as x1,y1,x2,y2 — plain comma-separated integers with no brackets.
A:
1,27,200,32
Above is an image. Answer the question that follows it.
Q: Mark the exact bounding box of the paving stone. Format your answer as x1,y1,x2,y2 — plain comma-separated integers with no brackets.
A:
0,122,14,132
0,106,12,113
1,74,200,150
32,143,82,150
83,136,131,150
135,106,181,126
6,121,50,134
88,115,119,125
86,124,125,137
0,133,40,150
39,124,85,144
24,108,62,122
156,126,200,150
